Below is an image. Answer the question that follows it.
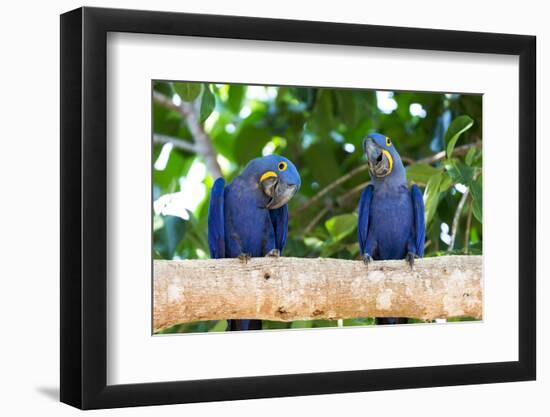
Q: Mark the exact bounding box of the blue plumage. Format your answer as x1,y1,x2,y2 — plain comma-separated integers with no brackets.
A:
357,133,425,324
208,155,301,331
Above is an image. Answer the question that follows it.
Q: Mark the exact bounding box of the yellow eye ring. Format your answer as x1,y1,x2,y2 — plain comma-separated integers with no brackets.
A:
385,137,392,147
278,161,287,171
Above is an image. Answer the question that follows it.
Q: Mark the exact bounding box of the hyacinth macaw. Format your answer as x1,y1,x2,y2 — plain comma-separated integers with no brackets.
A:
208,155,301,331
357,133,425,325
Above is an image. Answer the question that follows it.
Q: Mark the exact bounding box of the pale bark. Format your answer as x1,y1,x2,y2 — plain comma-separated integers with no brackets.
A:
153,133,197,153
153,255,482,332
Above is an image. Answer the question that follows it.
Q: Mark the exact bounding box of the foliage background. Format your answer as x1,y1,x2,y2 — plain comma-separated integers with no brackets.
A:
152,81,482,333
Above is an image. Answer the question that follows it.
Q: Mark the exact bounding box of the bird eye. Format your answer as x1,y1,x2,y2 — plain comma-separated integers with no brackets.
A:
278,161,287,171
385,137,392,147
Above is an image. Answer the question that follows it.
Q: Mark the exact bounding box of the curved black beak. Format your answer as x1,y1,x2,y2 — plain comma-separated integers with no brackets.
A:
363,137,392,178
261,177,298,209
363,137,382,164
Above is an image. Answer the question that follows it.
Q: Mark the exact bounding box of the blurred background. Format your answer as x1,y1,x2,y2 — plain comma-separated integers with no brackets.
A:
152,81,482,333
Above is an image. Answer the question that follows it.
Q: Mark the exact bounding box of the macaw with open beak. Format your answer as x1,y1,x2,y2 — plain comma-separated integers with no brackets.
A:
357,133,425,325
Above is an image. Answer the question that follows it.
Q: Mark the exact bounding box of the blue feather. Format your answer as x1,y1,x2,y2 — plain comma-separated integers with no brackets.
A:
369,184,414,260
207,155,300,331
411,184,425,257
269,205,288,253
357,184,374,256
207,177,225,259
357,133,425,261
358,133,426,325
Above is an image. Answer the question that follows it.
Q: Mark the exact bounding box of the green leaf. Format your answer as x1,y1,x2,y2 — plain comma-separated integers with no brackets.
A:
465,146,477,166
334,90,359,129
153,215,186,259
302,142,341,186
325,213,357,242
227,85,246,113
439,172,453,192
173,82,201,102
310,89,335,135
209,320,228,332
406,163,443,185
200,85,216,123
343,317,375,326
445,160,474,185
290,320,314,329
470,175,483,223
153,102,183,137
153,148,192,195
233,125,272,165
304,237,324,250
423,172,442,225
447,316,479,322
154,81,173,96
310,320,338,328
445,115,474,158
262,321,290,330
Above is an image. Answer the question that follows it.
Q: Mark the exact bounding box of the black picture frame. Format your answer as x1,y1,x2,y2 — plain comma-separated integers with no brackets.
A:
60,6,536,409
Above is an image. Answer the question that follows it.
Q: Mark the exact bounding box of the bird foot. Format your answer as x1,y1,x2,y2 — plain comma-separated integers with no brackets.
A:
238,253,252,264
362,253,374,268
405,252,418,269
266,249,280,258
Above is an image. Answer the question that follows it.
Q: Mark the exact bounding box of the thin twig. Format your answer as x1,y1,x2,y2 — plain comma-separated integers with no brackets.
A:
413,141,481,166
303,207,329,235
297,141,481,215
296,165,369,214
152,90,179,112
448,188,470,252
464,197,474,254
153,133,197,153
336,181,371,206
153,91,222,178
400,156,415,165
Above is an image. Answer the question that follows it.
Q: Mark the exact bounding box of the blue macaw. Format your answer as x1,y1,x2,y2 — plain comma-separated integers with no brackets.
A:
357,133,425,325
208,155,301,331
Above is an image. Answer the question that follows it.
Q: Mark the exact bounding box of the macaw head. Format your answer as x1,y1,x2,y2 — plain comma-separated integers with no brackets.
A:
241,155,301,209
362,133,406,182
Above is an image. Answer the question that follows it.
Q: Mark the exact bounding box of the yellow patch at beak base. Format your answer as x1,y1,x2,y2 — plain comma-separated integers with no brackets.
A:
382,150,393,174
260,171,278,183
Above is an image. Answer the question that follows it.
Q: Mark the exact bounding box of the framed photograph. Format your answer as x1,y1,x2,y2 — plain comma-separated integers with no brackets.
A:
60,6,536,409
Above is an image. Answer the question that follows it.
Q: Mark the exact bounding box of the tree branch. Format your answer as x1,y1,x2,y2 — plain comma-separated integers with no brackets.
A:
464,197,474,254
152,90,180,113
414,141,481,166
153,133,197,153
448,188,470,252
302,206,330,235
336,180,370,206
153,91,222,178
153,255,482,331
296,164,369,214
297,141,482,215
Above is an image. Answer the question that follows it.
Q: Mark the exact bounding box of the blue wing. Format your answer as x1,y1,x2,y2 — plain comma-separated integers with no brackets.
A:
269,205,288,253
357,185,374,255
411,184,425,257
207,178,225,258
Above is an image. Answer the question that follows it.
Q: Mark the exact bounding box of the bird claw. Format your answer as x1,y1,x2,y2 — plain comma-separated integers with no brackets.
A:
238,253,252,264
406,252,418,269
362,253,374,268
266,249,280,258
